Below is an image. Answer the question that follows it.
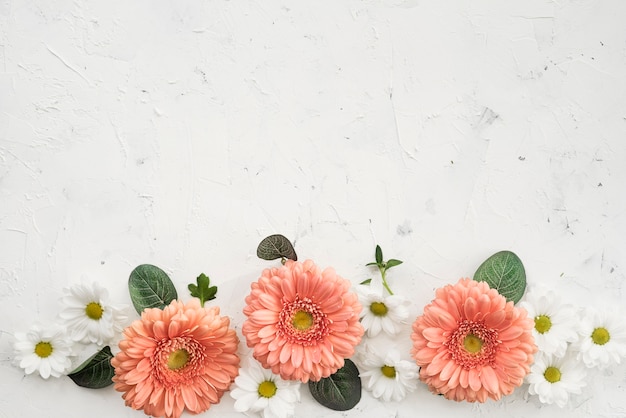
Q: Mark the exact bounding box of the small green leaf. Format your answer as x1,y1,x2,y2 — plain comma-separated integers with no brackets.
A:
257,234,297,261
473,250,526,304
68,346,115,389
128,264,178,314
365,262,378,267
360,278,372,285
308,358,361,411
188,273,218,306
385,259,403,269
375,245,383,264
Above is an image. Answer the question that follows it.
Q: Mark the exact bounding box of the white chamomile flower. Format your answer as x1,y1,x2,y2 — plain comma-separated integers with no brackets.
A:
358,347,418,402
574,307,626,369
230,359,301,418
527,351,586,407
58,282,126,345
13,324,74,379
519,286,580,357
356,281,410,338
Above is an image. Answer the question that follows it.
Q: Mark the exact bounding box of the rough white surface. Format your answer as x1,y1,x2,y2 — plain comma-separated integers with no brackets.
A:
1,1,626,417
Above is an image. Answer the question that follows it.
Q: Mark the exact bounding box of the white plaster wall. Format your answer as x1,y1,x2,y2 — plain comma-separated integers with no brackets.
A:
1,1,626,417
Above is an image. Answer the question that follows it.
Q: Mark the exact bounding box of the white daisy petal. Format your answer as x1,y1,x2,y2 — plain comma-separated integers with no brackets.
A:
355,285,410,338
574,307,626,369
13,324,74,379
230,360,301,418
356,346,418,402
519,286,580,357
526,351,586,408
58,282,127,346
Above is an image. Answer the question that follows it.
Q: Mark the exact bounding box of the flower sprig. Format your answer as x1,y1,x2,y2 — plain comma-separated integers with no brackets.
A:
364,245,402,295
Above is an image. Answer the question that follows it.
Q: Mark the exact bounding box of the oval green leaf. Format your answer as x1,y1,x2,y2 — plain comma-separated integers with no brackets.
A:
308,358,361,411
256,234,297,261
473,250,526,304
68,346,115,389
128,264,178,314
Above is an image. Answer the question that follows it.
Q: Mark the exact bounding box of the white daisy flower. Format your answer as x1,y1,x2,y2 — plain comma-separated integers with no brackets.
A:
575,307,626,369
230,359,301,418
519,286,580,357
358,347,418,402
13,324,74,379
58,282,126,345
527,351,586,407
356,281,410,338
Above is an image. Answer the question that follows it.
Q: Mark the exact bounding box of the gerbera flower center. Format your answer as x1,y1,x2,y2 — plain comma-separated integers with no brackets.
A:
34,341,53,358
292,310,313,331
381,365,396,378
370,302,388,317
258,380,277,398
85,302,104,320
278,296,330,346
591,327,610,345
544,366,561,383
167,349,190,370
534,314,552,334
463,334,483,353
446,319,499,369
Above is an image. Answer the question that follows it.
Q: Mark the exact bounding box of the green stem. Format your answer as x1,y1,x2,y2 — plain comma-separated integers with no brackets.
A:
379,266,394,295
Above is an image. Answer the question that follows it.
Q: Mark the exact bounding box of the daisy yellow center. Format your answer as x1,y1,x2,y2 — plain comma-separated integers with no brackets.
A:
544,366,561,383
292,310,314,331
591,327,610,345
370,302,388,316
85,302,104,320
381,365,396,378
463,334,483,354
258,380,277,398
167,349,189,370
34,341,53,358
534,315,552,334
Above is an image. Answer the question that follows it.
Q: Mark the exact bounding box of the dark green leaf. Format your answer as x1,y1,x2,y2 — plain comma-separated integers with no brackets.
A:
308,358,361,411
188,273,218,306
128,264,178,314
365,262,378,267
375,245,383,264
385,259,403,269
68,346,115,389
473,250,526,304
359,278,372,285
256,234,297,261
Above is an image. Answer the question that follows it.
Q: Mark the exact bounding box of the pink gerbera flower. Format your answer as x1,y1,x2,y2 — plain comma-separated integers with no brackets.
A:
411,278,536,402
242,259,364,382
111,299,240,418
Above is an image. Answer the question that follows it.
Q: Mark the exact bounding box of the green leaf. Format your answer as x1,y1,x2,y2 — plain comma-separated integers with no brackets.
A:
359,278,372,285
308,358,361,411
256,234,297,261
385,259,403,269
128,264,178,314
188,273,218,306
68,346,115,389
375,245,383,264
473,250,526,304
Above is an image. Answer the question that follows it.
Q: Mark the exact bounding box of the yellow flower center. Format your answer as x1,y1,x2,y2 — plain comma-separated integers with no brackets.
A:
534,314,552,334
381,365,396,378
292,310,313,331
258,380,277,398
85,302,104,320
544,366,561,383
369,302,388,317
167,349,189,370
463,334,483,354
591,327,610,345
34,341,53,358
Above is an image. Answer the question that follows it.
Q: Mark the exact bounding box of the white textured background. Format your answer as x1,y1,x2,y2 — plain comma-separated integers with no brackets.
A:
2,1,626,417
